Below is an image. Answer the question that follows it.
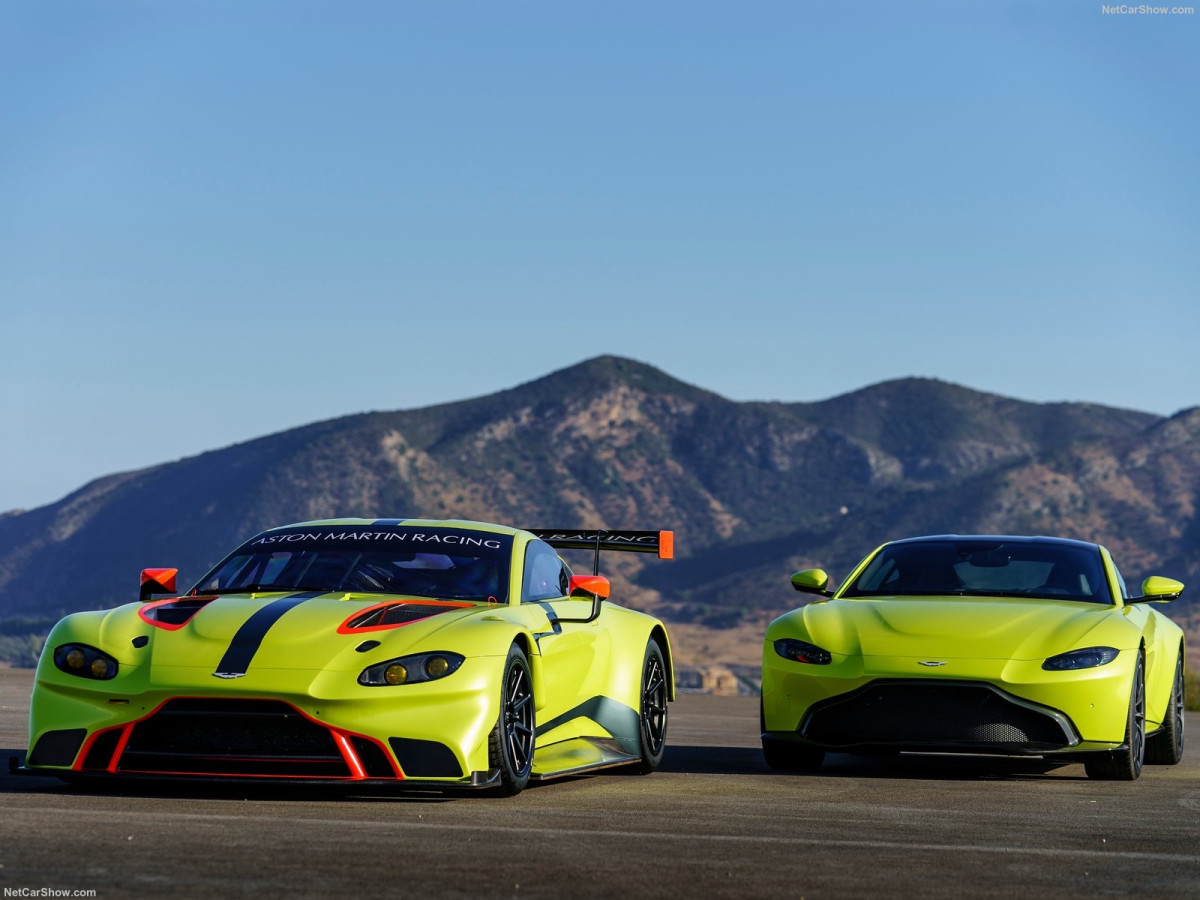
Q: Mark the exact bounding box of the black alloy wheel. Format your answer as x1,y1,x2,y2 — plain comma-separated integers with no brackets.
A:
1146,650,1186,765
1085,649,1146,781
633,639,668,773
489,644,535,795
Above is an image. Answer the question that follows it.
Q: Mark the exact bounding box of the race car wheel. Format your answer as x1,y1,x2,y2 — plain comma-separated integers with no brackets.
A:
1146,650,1185,766
489,644,535,796
632,639,668,774
762,736,825,772
1085,649,1145,781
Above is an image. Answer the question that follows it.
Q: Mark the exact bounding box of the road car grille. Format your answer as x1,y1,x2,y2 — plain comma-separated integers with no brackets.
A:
112,699,367,777
800,680,1078,751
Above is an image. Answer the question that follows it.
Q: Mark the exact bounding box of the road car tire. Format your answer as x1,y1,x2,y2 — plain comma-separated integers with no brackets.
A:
489,644,536,796
632,639,668,774
1145,650,1185,766
1085,650,1146,781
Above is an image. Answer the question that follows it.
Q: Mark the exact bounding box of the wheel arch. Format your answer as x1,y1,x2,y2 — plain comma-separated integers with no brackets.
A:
649,623,676,702
510,631,547,710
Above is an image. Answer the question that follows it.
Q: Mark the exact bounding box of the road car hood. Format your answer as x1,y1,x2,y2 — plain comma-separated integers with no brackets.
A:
120,592,491,676
802,596,1132,661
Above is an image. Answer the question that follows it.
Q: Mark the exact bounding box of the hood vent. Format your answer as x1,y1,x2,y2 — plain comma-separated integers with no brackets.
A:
338,600,472,634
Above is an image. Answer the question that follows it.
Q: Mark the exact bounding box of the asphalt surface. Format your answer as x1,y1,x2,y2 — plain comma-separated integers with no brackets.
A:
1,668,1198,899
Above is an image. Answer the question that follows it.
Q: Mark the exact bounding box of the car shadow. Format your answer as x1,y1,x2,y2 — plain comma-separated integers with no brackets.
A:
1,749,458,802
659,744,1086,780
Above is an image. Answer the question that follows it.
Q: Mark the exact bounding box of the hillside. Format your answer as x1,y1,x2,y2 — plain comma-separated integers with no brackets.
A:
1,356,1195,666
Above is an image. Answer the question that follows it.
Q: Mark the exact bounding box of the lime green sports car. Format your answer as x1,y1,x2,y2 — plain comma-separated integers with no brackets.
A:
762,535,1186,780
20,519,674,795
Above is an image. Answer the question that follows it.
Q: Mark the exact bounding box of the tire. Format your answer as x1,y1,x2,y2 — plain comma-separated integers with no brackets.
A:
488,644,535,796
1085,649,1146,781
1146,650,1185,765
762,736,825,772
631,639,668,774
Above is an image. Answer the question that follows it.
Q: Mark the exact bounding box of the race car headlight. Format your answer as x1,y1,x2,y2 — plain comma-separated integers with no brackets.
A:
53,644,119,680
1042,647,1120,671
774,639,832,665
359,652,465,686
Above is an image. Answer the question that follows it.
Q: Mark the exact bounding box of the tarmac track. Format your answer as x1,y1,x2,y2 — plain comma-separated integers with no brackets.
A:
1,668,1198,899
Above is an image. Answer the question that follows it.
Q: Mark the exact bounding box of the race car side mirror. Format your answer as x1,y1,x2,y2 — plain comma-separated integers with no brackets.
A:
140,568,179,604
1126,575,1184,604
559,575,611,624
569,574,611,600
791,569,833,597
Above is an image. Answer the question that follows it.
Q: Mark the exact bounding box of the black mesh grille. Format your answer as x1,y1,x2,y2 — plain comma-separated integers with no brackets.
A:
349,736,397,778
119,699,351,777
802,681,1074,750
81,729,124,770
29,729,87,768
389,737,464,777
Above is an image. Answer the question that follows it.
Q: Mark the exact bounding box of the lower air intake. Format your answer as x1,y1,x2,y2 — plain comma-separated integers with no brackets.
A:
801,680,1076,751
119,698,351,777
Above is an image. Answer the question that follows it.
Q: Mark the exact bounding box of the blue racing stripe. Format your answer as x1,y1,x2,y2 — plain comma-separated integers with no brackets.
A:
213,591,325,678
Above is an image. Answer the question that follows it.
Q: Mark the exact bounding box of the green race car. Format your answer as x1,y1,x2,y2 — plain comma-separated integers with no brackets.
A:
762,535,1186,780
20,519,675,795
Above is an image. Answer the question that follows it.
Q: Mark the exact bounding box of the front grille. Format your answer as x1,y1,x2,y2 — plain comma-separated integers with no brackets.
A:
81,729,124,770
119,699,352,777
801,680,1076,750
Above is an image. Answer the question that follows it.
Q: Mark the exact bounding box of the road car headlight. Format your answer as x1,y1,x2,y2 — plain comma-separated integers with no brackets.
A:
53,644,119,680
359,652,465,686
1042,647,1120,671
773,639,832,665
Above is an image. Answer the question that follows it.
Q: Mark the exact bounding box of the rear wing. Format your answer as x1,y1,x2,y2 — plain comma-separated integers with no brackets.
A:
526,529,674,575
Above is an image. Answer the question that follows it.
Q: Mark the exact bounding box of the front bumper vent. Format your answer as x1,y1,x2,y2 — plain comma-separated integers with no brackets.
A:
800,680,1079,751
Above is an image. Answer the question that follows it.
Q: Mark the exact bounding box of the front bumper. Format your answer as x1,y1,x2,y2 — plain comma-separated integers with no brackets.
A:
761,649,1137,754
25,658,504,787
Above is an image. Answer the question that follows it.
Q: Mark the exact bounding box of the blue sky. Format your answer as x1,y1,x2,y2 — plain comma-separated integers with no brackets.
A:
2,0,1197,512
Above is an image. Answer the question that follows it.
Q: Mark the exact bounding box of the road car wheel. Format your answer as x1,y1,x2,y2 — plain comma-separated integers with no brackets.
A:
489,644,535,796
632,639,668,774
1146,650,1185,766
1085,650,1146,781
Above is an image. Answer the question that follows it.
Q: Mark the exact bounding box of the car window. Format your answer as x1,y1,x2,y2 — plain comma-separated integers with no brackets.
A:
192,525,511,601
843,540,1113,604
522,540,570,603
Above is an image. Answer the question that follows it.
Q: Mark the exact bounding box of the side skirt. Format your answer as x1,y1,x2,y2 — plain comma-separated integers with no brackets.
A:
530,737,639,781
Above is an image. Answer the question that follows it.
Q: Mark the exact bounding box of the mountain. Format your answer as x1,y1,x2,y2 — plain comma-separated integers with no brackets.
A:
1,356,1196,666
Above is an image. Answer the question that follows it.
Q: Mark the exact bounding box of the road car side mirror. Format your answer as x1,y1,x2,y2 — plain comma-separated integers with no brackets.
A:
790,569,833,597
140,568,179,604
1126,575,1184,604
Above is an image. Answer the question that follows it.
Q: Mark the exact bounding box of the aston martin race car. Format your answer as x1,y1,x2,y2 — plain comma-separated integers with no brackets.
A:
762,535,1186,780
20,519,675,795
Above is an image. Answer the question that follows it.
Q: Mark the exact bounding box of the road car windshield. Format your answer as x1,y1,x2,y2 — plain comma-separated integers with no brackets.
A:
192,525,513,602
842,539,1113,604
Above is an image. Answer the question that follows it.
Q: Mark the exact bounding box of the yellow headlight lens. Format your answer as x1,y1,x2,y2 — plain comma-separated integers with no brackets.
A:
90,658,110,678
426,656,449,678
66,649,86,669
384,663,408,685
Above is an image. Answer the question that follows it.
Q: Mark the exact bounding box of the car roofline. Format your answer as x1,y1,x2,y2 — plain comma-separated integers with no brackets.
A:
885,534,1102,551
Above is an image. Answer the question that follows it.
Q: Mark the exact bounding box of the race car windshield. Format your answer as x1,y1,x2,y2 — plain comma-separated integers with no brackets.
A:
842,540,1113,604
191,526,512,602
